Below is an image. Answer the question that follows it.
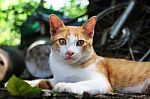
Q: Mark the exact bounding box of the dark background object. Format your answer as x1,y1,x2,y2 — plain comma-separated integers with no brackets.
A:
0,47,25,82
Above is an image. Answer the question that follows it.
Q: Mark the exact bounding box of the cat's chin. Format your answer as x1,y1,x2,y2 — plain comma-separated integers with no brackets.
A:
64,58,80,64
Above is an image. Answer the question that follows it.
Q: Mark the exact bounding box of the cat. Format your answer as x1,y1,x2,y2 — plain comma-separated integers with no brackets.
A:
26,14,150,95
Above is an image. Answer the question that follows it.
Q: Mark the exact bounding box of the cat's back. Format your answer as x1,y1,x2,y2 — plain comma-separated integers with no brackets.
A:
105,58,150,69
105,58,150,74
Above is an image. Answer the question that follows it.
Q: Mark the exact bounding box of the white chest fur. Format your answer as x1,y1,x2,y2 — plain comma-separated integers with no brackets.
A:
50,51,104,83
49,51,111,94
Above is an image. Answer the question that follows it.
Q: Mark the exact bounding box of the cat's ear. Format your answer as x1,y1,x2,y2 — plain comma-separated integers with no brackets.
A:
82,16,96,38
49,14,65,35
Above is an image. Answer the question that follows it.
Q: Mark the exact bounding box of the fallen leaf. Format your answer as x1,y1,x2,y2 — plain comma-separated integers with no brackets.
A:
6,75,42,96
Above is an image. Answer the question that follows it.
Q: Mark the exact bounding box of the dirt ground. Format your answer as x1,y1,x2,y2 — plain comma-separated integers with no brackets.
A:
1,88,150,99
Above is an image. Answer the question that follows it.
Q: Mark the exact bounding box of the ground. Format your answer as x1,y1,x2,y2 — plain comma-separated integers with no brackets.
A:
1,88,150,99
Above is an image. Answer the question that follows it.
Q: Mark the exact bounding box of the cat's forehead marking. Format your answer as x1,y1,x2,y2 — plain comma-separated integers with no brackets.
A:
68,28,77,44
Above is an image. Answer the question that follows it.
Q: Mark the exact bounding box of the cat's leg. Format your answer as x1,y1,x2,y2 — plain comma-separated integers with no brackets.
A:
54,79,112,95
119,78,150,93
25,78,56,89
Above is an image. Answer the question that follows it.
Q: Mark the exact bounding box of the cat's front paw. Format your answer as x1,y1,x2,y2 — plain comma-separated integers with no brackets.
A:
54,83,74,93
38,80,53,89
25,79,53,89
54,83,90,95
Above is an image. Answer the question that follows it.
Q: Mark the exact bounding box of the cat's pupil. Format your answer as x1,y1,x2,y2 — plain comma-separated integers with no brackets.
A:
77,40,85,46
59,38,66,45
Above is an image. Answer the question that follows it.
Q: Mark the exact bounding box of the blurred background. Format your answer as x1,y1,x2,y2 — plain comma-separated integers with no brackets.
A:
0,0,88,46
0,0,150,84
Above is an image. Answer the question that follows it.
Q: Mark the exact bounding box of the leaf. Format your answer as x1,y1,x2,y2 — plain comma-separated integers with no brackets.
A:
6,75,42,96
51,89,57,96
31,87,43,95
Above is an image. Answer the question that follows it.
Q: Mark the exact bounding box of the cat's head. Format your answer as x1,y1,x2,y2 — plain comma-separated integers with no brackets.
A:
49,14,96,64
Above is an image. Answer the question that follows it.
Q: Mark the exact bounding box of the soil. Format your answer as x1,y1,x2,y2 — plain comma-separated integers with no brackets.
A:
1,88,150,99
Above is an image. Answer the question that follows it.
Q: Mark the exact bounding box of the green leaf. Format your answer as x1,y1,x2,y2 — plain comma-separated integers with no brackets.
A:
51,89,57,96
6,75,42,96
31,87,43,95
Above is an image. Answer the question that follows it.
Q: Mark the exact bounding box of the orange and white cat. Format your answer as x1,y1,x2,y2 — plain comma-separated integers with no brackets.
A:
27,14,150,95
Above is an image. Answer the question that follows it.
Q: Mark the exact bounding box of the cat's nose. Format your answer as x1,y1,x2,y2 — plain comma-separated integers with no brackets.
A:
65,51,74,57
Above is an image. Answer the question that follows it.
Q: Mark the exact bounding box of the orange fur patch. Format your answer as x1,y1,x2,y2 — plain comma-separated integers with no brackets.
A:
38,80,53,89
105,58,150,90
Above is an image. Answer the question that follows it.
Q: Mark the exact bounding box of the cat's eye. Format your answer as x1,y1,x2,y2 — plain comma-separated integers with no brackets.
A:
77,40,85,46
58,38,66,45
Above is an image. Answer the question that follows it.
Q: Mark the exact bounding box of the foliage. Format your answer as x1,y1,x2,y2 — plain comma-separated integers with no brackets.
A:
6,75,42,96
0,0,88,46
0,0,39,46
63,0,88,19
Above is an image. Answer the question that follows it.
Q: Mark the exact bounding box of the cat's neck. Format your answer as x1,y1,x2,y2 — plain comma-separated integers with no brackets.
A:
79,49,98,68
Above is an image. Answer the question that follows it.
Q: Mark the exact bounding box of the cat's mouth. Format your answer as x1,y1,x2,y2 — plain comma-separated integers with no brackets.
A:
63,54,80,63
64,54,76,60
65,57,76,60
64,56,78,63
64,57,79,64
